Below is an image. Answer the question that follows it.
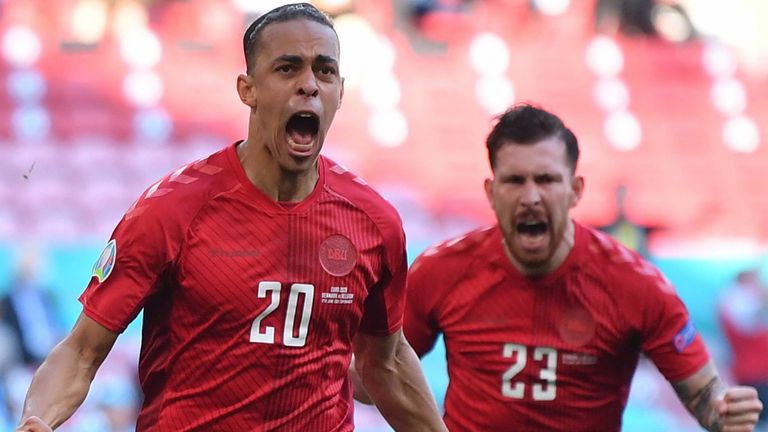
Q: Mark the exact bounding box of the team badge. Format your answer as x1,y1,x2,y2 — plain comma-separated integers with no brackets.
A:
92,239,117,283
319,234,357,277
558,306,596,347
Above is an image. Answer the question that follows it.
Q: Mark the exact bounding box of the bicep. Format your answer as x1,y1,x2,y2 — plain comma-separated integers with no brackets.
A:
353,330,400,369
352,329,426,398
62,312,119,366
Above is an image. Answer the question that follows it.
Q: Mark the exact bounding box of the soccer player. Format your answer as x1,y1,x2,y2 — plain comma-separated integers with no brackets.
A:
15,3,446,432
378,104,763,431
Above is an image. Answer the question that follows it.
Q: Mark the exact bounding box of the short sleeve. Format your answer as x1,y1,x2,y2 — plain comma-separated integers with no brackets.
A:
79,196,182,333
402,254,441,357
639,269,710,382
357,222,407,336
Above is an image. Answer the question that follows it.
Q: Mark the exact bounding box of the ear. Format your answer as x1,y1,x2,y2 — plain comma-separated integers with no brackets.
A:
570,175,585,208
484,177,495,209
237,74,257,108
338,77,345,110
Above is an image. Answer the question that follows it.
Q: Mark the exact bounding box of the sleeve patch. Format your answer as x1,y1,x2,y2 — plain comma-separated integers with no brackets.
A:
673,319,697,352
92,239,117,283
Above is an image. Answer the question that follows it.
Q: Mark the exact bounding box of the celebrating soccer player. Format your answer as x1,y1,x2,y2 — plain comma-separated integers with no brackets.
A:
15,3,446,431
357,103,763,432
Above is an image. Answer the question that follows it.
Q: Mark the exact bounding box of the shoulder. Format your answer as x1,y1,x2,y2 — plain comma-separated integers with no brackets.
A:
411,226,497,278
321,156,403,233
579,223,676,295
122,146,234,230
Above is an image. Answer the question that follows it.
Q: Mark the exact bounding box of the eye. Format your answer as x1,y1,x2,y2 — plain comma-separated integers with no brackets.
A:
535,174,560,184
276,65,293,73
319,66,337,75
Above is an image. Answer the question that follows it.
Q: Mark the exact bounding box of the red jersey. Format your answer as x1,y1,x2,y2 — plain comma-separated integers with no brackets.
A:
80,143,407,431
404,223,709,432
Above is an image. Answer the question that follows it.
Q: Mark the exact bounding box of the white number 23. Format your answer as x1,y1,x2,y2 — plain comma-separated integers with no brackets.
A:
501,344,557,401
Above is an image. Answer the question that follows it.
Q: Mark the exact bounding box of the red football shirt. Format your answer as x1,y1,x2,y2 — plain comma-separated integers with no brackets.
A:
80,143,407,431
404,223,709,432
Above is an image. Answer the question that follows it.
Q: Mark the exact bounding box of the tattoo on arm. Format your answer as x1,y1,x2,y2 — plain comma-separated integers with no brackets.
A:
673,376,726,432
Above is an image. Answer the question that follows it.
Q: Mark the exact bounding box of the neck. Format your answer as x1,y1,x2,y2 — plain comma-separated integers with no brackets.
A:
504,219,576,277
237,140,319,202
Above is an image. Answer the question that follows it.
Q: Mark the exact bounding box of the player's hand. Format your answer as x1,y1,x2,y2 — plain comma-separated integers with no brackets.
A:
15,416,53,432
714,386,763,432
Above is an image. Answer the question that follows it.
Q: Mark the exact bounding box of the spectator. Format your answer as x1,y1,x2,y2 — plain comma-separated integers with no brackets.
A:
719,269,768,431
0,252,61,366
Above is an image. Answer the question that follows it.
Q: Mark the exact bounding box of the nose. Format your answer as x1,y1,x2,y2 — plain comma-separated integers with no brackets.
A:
520,181,541,207
297,70,319,98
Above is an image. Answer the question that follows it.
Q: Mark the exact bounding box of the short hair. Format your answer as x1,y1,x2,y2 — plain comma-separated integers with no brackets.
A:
242,3,336,73
486,103,580,173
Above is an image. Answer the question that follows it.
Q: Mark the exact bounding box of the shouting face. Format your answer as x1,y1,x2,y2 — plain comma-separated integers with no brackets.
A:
238,19,344,173
485,136,584,275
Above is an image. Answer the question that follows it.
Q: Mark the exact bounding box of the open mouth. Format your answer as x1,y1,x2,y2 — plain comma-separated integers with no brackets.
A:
516,221,548,236
286,112,319,150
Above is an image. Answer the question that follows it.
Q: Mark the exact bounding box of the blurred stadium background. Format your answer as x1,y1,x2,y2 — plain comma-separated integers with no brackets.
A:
1,0,767,430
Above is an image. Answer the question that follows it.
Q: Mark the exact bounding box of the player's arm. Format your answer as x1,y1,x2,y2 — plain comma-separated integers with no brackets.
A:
350,320,438,406
349,356,373,405
671,360,763,432
353,329,447,431
15,313,118,431
352,259,441,406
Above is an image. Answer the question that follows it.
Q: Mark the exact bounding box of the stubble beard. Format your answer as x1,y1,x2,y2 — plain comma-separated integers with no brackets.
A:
501,230,553,276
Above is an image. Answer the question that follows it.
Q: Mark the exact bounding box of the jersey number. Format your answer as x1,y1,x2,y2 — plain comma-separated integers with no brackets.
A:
501,344,558,401
249,281,314,347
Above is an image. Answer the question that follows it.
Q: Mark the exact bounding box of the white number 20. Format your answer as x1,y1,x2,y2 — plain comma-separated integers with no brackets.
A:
501,344,558,401
249,282,314,347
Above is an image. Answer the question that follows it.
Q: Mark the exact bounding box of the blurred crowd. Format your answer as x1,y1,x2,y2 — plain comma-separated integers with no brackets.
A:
0,251,141,432
718,269,768,430
2,0,768,431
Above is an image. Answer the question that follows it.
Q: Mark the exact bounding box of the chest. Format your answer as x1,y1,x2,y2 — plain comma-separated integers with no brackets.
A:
438,273,640,387
170,199,385,344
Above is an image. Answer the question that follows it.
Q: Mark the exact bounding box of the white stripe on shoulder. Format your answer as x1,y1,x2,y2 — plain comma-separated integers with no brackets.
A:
330,164,348,174
445,234,469,248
